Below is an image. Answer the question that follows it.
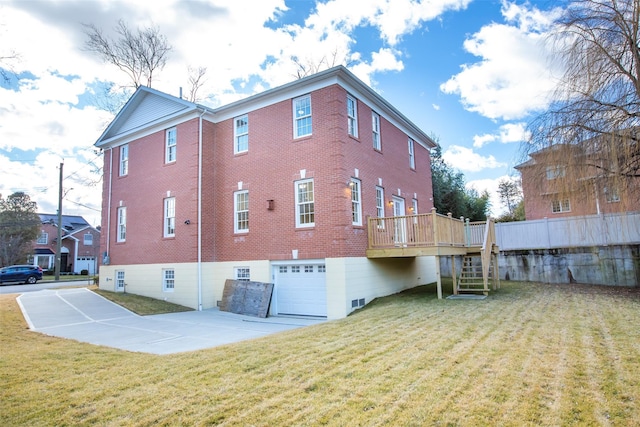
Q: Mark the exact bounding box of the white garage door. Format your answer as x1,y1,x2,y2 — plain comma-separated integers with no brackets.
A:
274,263,327,317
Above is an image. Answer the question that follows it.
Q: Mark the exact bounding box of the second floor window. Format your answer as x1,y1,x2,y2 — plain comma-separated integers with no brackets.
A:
295,179,314,227
37,232,48,244
552,199,571,213
293,95,312,138
234,190,249,233
117,207,126,242
164,197,175,237
372,112,381,150
166,128,177,163
546,165,565,180
83,233,93,245
605,186,620,203
120,144,128,176
350,178,362,226
234,115,248,154
347,95,358,137
408,139,415,169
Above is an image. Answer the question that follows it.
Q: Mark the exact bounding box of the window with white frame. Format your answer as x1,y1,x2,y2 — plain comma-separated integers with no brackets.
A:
164,197,176,237
408,138,415,169
412,198,418,215
293,95,312,138
375,186,385,228
120,144,129,176
546,165,565,180
295,179,315,227
350,178,362,226
347,95,358,137
165,128,177,163
234,115,248,154
605,186,620,203
372,112,381,150
83,233,93,245
116,270,125,291
37,231,48,244
117,207,126,242
234,190,249,233
163,269,175,292
552,199,571,213
235,267,250,281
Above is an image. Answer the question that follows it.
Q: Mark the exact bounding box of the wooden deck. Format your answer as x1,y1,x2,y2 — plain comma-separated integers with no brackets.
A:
366,208,500,298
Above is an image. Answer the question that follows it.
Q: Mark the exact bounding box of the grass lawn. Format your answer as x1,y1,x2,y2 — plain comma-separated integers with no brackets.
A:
1,280,639,426
92,288,193,315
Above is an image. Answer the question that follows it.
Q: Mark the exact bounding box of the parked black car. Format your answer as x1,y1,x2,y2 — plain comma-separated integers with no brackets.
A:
0,265,44,285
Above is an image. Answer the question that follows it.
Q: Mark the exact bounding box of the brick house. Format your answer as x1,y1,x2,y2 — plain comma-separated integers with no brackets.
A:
33,214,101,274
515,140,640,220
94,66,438,319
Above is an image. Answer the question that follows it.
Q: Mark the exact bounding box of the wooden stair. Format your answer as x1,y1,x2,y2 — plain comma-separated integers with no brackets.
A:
456,250,500,296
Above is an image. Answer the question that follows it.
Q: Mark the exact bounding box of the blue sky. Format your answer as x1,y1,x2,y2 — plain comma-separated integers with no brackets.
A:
0,0,566,225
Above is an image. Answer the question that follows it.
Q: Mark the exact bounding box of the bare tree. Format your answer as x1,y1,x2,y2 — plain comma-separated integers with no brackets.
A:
83,19,172,89
292,48,353,79
523,0,640,210
187,66,207,103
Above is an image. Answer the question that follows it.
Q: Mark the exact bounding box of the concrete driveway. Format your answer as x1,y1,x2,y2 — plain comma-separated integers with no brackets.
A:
16,288,324,355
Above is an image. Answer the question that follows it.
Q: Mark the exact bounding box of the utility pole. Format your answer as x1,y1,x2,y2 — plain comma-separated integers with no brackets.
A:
55,162,63,281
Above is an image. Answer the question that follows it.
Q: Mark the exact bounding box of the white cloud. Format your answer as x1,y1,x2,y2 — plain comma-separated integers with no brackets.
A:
473,122,529,148
442,145,506,172
473,134,496,148
432,104,440,110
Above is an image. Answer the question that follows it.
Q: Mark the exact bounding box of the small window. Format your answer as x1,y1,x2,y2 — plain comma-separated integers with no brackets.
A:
166,128,177,163
83,233,93,245
552,199,571,213
546,165,565,180
376,186,385,218
117,207,126,242
235,267,250,281
304,265,314,273
234,115,248,154
295,179,315,227
279,266,288,273
412,199,418,215
115,270,125,291
120,144,129,176
350,178,362,226
291,265,301,273
163,269,175,292
164,197,175,237
318,265,326,273
37,232,48,245
347,95,358,137
234,190,249,233
408,139,415,169
605,186,620,203
293,95,312,138
372,112,381,150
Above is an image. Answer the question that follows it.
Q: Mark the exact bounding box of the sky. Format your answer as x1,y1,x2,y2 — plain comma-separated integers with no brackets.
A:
0,0,567,226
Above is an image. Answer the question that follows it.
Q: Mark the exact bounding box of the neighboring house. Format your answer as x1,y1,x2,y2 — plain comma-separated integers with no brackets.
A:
515,141,640,220
32,214,101,275
94,66,439,319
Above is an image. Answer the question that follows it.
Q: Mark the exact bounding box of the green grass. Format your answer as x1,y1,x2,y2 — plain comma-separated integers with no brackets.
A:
92,288,193,315
1,280,639,426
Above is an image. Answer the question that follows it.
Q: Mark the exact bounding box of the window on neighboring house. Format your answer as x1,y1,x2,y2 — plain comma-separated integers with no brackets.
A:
37,232,48,245
163,269,175,292
376,186,385,228
166,127,177,163
552,199,571,213
372,112,381,150
350,178,362,226
234,115,248,154
295,178,315,227
408,138,415,169
293,95,312,138
235,267,250,281
234,190,249,233
605,186,620,203
347,95,358,137
164,197,176,237
83,233,93,245
546,165,565,180
120,144,128,176
117,207,126,242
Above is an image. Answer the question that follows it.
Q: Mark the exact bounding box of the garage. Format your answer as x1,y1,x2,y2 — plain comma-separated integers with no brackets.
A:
273,263,327,317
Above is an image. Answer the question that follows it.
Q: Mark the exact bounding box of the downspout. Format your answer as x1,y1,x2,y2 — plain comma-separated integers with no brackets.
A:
106,148,113,262
197,108,206,311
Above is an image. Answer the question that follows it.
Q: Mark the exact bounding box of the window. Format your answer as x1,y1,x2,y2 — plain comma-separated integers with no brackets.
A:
412,199,418,215
279,266,288,273
83,233,93,245
117,207,126,242
304,265,314,273
291,265,301,273
234,115,248,154
318,264,326,273
350,178,362,226
120,144,128,176
552,199,571,213
347,95,358,137
234,190,249,233
372,112,381,150
376,187,385,218
37,232,48,245
235,267,250,281
605,186,620,203
408,138,415,169
164,197,176,237
293,95,312,138
546,165,565,180
166,128,177,163
116,270,125,291
295,179,315,227
163,269,175,292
